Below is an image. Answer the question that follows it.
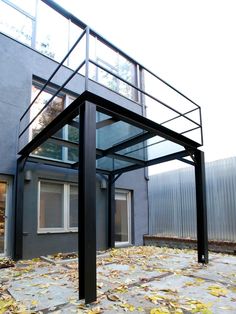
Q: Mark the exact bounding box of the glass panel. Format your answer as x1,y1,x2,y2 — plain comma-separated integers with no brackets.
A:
89,37,137,101
39,182,64,229
30,85,64,159
96,157,134,172
117,136,183,162
30,85,65,136
69,185,78,228
32,138,63,160
115,192,129,243
96,116,145,150
68,22,85,70
68,118,79,161
7,0,36,16
147,139,183,161
116,141,148,161
0,182,7,254
144,70,195,114
36,1,69,61
0,1,33,46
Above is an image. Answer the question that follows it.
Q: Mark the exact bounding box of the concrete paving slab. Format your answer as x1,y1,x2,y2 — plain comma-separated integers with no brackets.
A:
2,247,236,313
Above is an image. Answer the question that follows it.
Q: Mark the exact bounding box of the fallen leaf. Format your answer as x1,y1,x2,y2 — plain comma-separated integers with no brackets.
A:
107,294,120,302
150,307,170,314
207,285,228,297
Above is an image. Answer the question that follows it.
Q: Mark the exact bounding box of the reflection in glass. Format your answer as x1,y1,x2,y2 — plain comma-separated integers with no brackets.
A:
0,1,33,46
39,182,64,229
96,115,144,150
89,38,137,101
69,185,78,228
115,191,130,243
30,85,64,159
36,1,69,61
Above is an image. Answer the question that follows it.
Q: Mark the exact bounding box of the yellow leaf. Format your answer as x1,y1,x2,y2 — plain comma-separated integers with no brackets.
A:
146,295,167,304
88,306,102,314
186,300,212,313
31,300,38,306
207,285,228,297
121,303,136,311
150,307,170,314
114,285,128,293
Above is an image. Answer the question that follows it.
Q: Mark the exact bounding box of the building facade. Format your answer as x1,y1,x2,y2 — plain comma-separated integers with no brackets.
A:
0,0,149,259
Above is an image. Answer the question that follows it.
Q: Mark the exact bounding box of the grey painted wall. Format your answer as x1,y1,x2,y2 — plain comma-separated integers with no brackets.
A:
0,32,148,258
22,163,108,259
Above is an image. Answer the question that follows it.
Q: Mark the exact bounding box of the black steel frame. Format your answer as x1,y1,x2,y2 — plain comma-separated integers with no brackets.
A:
15,90,208,303
14,0,208,304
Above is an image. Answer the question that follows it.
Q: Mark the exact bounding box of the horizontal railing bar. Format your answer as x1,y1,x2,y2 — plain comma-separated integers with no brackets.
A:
160,107,199,126
140,66,200,109
42,0,201,111
19,60,85,138
90,59,201,128
20,28,87,122
2,0,35,20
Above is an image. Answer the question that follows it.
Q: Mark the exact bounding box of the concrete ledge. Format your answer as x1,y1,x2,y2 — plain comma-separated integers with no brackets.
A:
144,235,236,254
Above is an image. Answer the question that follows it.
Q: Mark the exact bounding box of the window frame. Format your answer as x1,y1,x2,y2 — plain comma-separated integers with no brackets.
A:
37,180,78,234
114,189,132,247
30,82,77,163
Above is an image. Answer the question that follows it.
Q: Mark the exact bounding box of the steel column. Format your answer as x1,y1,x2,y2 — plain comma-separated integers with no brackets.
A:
14,157,26,260
79,101,97,303
108,174,115,248
194,149,208,263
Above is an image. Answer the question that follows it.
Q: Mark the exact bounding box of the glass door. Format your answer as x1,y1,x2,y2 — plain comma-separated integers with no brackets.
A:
115,190,131,246
0,182,7,255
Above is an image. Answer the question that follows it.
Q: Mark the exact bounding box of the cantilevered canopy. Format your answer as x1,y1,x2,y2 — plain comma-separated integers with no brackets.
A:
16,90,208,304
19,91,201,175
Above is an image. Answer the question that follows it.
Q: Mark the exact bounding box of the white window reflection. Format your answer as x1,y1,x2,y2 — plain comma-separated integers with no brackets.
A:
0,1,33,46
35,1,69,61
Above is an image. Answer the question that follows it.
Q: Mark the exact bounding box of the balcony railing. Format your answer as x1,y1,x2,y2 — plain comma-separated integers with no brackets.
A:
18,23,202,152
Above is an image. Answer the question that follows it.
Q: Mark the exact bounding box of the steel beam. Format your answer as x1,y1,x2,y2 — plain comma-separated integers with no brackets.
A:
112,150,190,175
85,91,201,149
14,157,26,260
194,149,208,263
79,101,97,303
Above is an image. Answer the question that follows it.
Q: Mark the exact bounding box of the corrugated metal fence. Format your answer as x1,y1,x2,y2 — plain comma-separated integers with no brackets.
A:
148,157,236,242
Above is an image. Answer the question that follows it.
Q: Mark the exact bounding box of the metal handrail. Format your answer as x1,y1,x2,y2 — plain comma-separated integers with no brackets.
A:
19,60,85,138
18,12,202,147
89,59,201,128
20,28,87,122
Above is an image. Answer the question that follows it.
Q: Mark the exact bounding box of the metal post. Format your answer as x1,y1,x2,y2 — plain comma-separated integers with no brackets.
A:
108,174,115,248
194,149,208,263
14,157,26,260
85,27,90,90
79,101,97,303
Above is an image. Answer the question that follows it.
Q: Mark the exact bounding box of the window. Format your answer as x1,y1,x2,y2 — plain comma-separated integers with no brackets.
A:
31,83,79,162
115,189,132,245
38,181,78,233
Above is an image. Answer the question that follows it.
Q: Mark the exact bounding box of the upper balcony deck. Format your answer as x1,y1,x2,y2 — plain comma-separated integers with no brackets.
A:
17,1,202,174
